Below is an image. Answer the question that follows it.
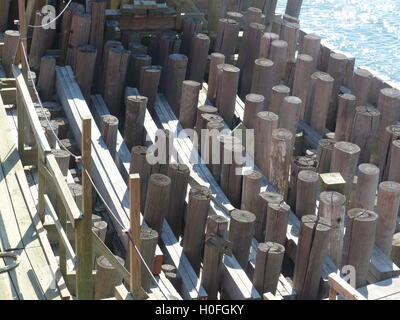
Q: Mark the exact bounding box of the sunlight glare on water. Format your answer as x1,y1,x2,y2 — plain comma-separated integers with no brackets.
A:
276,0,400,84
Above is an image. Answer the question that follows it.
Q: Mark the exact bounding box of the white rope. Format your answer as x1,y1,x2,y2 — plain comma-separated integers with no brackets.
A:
28,0,73,28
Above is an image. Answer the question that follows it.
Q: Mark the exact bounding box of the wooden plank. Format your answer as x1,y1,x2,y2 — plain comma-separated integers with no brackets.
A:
0,231,19,299
358,276,400,300
328,273,366,300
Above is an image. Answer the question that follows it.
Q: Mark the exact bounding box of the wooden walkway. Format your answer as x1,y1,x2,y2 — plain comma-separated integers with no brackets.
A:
0,92,65,300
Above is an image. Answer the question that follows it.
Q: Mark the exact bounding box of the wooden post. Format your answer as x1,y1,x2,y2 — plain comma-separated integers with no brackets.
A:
229,209,256,270
165,54,188,116
37,56,56,101
264,0,278,31
293,215,331,300
98,40,123,93
255,111,279,179
180,17,203,57
129,174,142,297
285,0,303,19
51,149,70,177
195,105,219,139
207,120,225,180
293,54,313,119
95,255,124,299
143,174,171,235
124,96,148,151
41,120,59,149
66,12,91,69
158,32,176,92
318,191,346,267
217,64,240,128
391,233,400,267
208,0,227,35
269,40,288,84
334,93,356,142
296,170,319,218
330,142,361,204
342,208,378,288
245,7,263,26
128,54,152,89
375,181,400,256
182,185,212,275
221,143,245,208
179,80,201,129
307,72,334,134
269,84,290,115
254,191,283,243
326,52,348,131
88,0,106,66
188,33,210,83
265,201,290,245
75,45,97,100
166,164,190,239
378,125,400,181
388,140,400,183
241,170,262,213
288,156,318,209
350,106,380,164
130,146,152,212
238,22,265,97
352,163,379,211
139,65,161,114
279,96,302,139
253,242,285,295
300,33,321,71
3,30,20,77
316,139,335,173
215,18,239,64
243,94,265,129
0,0,11,32
201,215,229,300
269,128,293,200
259,33,279,59
128,42,148,56
76,117,93,300
279,21,299,61
352,68,373,107
207,53,225,103
100,115,119,160
251,59,274,108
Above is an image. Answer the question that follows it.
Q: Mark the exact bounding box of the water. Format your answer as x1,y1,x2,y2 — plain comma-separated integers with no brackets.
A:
276,0,400,85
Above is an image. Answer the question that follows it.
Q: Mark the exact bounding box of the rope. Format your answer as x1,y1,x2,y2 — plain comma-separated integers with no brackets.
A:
0,252,19,274
28,0,73,28
17,35,175,300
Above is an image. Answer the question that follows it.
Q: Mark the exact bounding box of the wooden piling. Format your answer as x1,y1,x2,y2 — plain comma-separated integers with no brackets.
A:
100,115,119,160
388,140,400,183
245,7,263,26
334,93,357,142
95,255,124,299
88,0,106,66
251,59,274,108
0,0,10,32
188,33,210,83
269,40,288,84
75,45,97,99
243,94,265,129
296,170,319,218
391,233,400,267
52,149,71,177
208,0,228,35
140,226,158,293
66,12,91,69
144,173,171,235
139,65,162,114
166,164,190,238
375,181,400,256
3,30,20,77
285,0,303,19
253,242,285,295
229,209,256,270
270,128,293,200
207,53,225,103
342,208,378,288
293,215,331,300
300,33,321,71
181,17,203,57
378,125,400,181
128,54,152,89
215,18,240,64
179,80,201,129
241,170,263,213
259,32,279,59
293,54,313,119
330,142,360,204
279,21,299,61
201,215,229,300
41,120,59,149
130,146,152,212
279,96,302,139
269,84,290,115
350,106,380,164
318,191,346,267
265,202,290,246
158,32,176,91
316,139,335,173
352,68,373,107
217,64,240,128
182,185,212,275
123,96,148,151
38,56,56,101
195,105,219,139
165,54,189,116
353,163,379,211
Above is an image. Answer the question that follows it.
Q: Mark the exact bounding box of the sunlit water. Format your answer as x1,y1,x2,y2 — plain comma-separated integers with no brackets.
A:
276,0,400,85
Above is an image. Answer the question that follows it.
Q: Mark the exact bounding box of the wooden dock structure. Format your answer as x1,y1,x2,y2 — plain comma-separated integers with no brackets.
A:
0,0,400,300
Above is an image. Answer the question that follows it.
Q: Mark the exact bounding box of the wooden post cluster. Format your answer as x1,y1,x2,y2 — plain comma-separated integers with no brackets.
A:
3,30,20,77
243,94,265,129
259,32,279,59
127,54,152,88
66,11,91,69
